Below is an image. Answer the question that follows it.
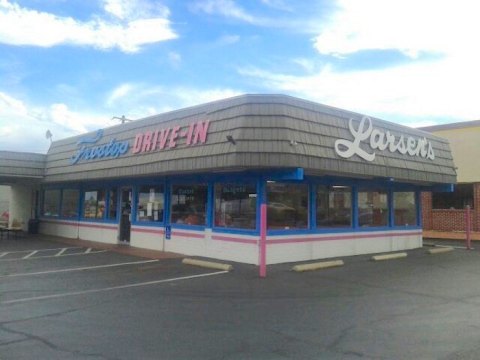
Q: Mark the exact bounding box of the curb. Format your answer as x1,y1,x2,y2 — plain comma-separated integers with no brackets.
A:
182,258,233,271
292,260,344,272
428,247,454,254
371,252,407,261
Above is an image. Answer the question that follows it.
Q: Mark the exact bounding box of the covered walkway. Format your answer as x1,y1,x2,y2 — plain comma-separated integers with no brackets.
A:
0,151,46,230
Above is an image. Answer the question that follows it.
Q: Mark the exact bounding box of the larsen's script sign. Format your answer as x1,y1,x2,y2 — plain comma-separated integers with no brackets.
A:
70,129,129,165
334,116,435,162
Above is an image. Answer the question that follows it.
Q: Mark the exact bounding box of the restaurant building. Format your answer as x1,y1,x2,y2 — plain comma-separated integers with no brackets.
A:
1,95,456,264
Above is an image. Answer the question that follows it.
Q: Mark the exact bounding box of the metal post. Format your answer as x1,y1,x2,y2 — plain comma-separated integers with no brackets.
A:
466,205,472,250
259,203,267,278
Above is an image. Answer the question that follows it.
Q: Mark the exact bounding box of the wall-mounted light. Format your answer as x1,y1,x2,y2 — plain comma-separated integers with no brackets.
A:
226,135,236,145
290,140,298,146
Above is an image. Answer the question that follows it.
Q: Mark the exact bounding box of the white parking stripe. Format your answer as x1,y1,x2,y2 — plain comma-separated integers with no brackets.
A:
22,251,38,259
2,247,81,254
84,248,92,254
0,252,8,258
0,249,108,262
0,259,159,278
2,271,229,305
55,248,67,257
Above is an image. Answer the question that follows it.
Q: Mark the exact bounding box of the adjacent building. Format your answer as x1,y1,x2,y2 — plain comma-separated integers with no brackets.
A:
420,121,480,234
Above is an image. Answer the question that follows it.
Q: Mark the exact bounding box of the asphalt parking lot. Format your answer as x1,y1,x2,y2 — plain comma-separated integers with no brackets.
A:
1,236,480,359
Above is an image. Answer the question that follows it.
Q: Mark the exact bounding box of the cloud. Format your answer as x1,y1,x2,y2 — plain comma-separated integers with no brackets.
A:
260,0,293,12
239,55,480,125
291,58,317,73
236,0,480,126
191,0,257,23
0,0,177,53
106,83,133,107
105,82,243,118
168,51,182,68
190,0,332,33
103,0,170,20
190,0,285,27
216,34,240,46
313,0,479,58
0,91,112,153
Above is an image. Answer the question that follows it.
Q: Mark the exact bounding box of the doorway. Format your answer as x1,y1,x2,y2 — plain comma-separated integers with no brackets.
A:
119,188,132,243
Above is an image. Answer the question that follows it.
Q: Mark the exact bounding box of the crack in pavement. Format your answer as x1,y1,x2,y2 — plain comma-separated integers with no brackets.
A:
0,323,119,359
0,300,119,359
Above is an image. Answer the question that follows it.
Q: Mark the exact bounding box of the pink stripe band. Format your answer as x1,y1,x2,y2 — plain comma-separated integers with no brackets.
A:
132,228,165,235
41,219,116,231
172,231,204,239
267,231,422,244
77,223,117,230
212,235,257,244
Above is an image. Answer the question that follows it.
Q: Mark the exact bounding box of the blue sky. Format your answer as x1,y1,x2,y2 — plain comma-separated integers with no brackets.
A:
1,0,479,153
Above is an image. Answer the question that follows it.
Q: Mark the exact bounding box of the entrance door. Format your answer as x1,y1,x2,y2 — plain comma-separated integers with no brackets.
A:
119,188,132,243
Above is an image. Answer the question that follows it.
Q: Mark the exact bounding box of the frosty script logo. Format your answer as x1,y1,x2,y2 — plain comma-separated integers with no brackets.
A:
70,129,130,165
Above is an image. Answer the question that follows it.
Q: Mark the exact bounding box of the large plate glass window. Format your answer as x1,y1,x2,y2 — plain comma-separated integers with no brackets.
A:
317,185,352,228
171,184,207,225
83,190,106,219
214,183,257,229
358,189,389,227
267,182,308,230
42,189,60,217
393,191,417,226
61,189,79,218
136,185,164,222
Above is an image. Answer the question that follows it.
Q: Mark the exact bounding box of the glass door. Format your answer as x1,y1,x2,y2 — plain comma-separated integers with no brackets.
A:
119,188,132,243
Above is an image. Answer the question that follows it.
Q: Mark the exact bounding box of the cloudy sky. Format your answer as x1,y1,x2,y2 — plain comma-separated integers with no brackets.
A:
1,0,479,153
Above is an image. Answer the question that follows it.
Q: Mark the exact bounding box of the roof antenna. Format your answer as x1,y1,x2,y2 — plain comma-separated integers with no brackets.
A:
112,115,133,124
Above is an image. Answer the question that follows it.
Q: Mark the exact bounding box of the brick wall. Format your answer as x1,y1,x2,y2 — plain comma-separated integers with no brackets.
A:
474,183,480,230
422,183,480,232
431,209,466,231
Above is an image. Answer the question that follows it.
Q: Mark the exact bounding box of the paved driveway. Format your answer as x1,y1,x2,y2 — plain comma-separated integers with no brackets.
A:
1,236,480,359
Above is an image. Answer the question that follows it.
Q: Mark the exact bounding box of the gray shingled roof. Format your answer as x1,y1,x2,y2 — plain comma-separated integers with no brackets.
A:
42,94,455,185
0,151,46,184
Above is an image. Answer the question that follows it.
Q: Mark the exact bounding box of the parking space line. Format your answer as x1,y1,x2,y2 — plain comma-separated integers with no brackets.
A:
55,248,68,256
1,247,82,254
0,249,108,262
0,259,159,278
2,271,229,305
85,247,92,254
0,252,8,258
22,251,38,259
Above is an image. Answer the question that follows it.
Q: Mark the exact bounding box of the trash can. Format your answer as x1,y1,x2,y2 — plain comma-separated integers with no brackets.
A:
28,219,39,234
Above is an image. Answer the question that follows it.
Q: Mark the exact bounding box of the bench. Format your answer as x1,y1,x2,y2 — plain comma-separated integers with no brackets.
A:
0,225,23,239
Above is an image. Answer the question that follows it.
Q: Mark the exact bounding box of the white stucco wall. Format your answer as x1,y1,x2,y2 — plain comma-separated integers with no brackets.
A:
9,185,34,230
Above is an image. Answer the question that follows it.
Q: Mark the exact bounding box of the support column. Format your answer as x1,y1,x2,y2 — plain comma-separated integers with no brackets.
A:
421,192,433,230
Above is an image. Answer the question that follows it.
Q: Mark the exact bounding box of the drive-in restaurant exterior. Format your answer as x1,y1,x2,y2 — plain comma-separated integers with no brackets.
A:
38,94,456,264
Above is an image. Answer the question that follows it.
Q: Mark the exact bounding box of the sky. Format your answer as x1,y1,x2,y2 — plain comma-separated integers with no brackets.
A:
1,0,480,154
